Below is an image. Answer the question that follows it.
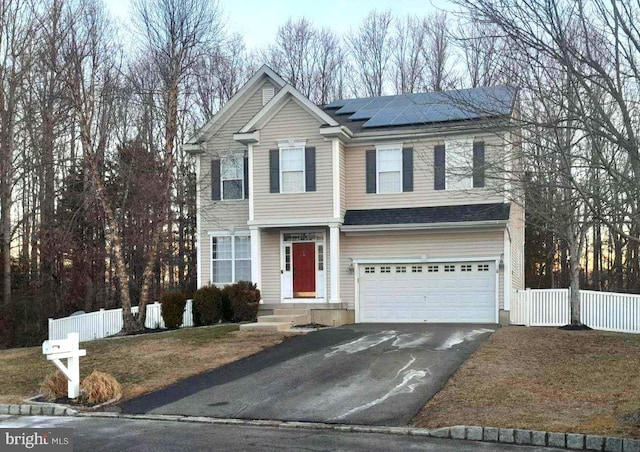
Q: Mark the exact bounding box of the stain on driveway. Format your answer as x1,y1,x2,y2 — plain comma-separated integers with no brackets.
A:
121,324,496,426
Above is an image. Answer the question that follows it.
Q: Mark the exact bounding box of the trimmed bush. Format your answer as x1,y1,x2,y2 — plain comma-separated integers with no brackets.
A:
226,281,261,322
40,370,68,401
161,290,187,328
220,288,233,322
80,370,122,405
192,285,223,326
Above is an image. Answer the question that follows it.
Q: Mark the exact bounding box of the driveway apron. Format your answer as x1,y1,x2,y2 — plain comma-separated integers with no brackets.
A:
121,324,496,426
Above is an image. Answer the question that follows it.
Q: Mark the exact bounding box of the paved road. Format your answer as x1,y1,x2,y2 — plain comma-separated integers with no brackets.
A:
0,416,565,452
122,323,496,425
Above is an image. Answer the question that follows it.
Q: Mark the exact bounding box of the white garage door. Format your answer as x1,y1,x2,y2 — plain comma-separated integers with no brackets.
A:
358,261,496,323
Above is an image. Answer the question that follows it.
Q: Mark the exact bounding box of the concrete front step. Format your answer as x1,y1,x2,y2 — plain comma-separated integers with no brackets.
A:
239,322,291,332
273,308,311,317
258,314,308,325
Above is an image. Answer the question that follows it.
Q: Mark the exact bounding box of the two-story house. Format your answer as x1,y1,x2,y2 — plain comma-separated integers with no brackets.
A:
184,65,524,326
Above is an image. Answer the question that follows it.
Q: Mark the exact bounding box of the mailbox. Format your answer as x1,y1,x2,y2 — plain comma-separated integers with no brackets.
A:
42,333,86,399
42,339,73,355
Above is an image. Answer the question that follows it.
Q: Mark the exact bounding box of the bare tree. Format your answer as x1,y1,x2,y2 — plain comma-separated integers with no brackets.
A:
423,12,457,91
194,33,249,122
454,18,507,87
451,0,640,322
129,0,223,332
347,10,393,97
0,0,35,309
392,16,426,94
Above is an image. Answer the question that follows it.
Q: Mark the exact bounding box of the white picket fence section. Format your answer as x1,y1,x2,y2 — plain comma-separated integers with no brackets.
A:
581,290,640,334
511,289,640,333
48,300,193,342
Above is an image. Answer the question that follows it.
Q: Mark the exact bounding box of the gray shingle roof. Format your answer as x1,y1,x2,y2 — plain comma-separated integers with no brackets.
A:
343,203,510,226
324,86,516,129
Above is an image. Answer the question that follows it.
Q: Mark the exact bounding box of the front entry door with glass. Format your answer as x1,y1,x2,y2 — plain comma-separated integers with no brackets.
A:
292,242,316,297
281,232,325,301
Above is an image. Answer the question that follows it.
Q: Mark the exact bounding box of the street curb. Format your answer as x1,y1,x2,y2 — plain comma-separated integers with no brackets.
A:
0,404,76,417
72,413,640,451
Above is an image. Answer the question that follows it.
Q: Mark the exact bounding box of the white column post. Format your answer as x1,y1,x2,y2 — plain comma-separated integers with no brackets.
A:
330,225,341,303
99,309,105,339
67,333,81,399
251,227,262,292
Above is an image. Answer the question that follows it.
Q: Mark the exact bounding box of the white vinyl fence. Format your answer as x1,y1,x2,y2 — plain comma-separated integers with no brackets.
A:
48,300,193,342
511,289,640,333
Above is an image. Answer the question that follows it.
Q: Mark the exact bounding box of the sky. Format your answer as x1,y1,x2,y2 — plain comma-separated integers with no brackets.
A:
105,0,454,51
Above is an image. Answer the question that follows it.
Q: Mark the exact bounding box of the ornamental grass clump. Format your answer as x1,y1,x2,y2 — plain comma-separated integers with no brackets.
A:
40,370,68,401
80,370,122,405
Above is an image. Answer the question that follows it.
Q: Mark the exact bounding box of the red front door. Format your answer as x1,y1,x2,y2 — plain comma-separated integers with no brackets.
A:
293,242,316,298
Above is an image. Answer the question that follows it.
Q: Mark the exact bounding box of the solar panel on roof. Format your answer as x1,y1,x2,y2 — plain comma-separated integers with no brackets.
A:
335,98,373,115
349,108,381,120
326,85,515,128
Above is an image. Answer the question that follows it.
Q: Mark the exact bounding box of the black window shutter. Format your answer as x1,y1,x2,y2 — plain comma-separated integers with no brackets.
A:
243,156,249,198
269,149,280,193
211,159,221,200
434,145,445,190
402,147,413,192
473,141,485,188
305,146,316,192
366,149,376,193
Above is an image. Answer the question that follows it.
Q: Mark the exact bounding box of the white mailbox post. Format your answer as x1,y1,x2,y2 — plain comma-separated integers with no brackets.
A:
42,332,86,399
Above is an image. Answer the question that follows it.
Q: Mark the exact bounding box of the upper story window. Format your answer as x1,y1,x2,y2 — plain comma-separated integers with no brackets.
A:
366,144,413,194
280,146,305,193
269,140,316,194
221,157,244,199
377,147,402,193
211,155,248,201
434,140,485,191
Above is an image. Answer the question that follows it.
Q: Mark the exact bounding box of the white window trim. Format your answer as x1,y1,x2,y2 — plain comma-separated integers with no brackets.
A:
375,143,403,194
278,140,306,194
279,229,326,302
220,156,245,201
210,231,251,285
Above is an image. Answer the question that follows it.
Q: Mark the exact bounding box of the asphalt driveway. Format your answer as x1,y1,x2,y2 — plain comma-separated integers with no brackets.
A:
121,324,496,426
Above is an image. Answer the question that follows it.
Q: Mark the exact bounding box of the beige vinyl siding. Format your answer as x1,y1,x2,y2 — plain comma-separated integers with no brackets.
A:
197,79,279,287
339,141,346,218
340,230,505,309
345,133,506,210
197,78,279,230
260,229,281,304
253,99,333,221
510,201,525,294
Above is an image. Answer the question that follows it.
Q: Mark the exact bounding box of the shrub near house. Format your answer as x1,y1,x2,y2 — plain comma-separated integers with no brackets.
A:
192,282,261,325
226,281,261,322
192,285,224,325
160,290,187,328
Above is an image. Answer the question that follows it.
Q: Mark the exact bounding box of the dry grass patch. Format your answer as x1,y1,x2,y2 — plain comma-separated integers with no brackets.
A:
0,325,297,404
413,326,640,438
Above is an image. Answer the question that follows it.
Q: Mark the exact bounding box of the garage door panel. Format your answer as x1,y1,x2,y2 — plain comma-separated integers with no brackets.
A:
359,262,496,323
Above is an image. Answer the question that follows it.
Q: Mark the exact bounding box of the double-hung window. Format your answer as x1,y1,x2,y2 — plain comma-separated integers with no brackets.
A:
211,234,251,284
434,139,485,190
280,146,305,193
377,147,403,193
221,157,244,200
